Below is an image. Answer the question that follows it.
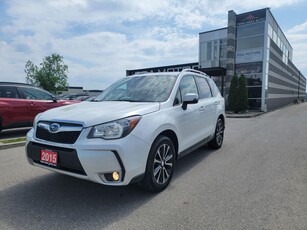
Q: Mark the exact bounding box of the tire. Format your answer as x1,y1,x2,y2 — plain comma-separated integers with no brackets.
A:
208,118,224,149
141,136,175,192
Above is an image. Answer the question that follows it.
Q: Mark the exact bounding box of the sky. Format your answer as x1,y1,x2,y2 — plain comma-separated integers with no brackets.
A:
0,0,307,90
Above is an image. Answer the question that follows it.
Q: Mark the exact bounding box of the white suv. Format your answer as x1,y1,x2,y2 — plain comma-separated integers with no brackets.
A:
26,69,225,192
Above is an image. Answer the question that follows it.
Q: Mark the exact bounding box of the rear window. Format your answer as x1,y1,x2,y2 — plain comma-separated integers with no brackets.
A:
0,86,20,98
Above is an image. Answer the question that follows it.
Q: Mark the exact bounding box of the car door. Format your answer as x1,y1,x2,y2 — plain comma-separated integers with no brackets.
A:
194,76,217,137
173,75,205,151
19,86,58,121
0,85,29,128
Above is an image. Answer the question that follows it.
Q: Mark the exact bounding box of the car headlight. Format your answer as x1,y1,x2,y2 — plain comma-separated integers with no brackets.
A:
88,116,141,139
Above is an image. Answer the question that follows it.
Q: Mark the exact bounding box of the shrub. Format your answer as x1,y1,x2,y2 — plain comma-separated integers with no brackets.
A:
228,74,248,113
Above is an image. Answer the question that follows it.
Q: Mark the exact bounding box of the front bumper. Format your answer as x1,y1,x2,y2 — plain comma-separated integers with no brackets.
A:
26,128,150,186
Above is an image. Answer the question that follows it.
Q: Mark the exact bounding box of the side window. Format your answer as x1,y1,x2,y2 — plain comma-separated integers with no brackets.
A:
20,87,53,100
195,76,212,99
173,89,182,106
179,75,198,98
207,78,220,97
0,86,20,98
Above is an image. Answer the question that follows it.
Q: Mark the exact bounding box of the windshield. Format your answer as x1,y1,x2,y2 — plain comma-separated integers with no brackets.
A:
95,74,177,102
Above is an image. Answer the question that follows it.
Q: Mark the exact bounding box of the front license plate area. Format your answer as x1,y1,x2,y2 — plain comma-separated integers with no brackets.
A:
40,149,58,166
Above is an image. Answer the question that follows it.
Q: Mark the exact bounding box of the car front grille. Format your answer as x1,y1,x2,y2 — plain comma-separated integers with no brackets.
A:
27,142,86,175
36,121,83,144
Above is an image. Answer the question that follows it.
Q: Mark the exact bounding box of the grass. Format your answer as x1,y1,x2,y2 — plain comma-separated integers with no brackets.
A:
0,137,26,144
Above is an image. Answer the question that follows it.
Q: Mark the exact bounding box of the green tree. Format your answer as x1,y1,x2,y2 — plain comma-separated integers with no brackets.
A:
228,74,248,113
228,74,239,113
238,74,248,112
25,54,68,94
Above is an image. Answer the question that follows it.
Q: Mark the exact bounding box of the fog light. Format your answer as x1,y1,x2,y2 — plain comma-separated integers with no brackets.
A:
100,172,121,182
112,172,120,181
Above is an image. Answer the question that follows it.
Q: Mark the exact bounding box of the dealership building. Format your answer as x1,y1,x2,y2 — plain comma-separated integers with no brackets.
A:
127,8,306,111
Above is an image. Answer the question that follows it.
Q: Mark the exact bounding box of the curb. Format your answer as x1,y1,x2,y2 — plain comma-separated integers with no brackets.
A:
226,102,305,118
0,141,26,150
226,112,264,118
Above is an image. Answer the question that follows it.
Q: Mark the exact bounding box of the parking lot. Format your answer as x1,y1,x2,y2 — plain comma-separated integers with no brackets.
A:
0,103,306,230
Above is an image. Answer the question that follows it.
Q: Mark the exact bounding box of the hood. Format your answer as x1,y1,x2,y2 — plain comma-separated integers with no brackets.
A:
38,101,160,127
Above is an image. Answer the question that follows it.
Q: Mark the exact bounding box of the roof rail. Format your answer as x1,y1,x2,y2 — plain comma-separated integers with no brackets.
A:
181,69,208,76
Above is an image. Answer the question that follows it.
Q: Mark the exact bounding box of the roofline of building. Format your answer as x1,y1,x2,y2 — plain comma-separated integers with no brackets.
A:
199,27,227,35
235,7,270,16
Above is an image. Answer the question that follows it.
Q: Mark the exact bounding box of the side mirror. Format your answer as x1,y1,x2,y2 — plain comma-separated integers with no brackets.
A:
52,97,58,103
182,93,199,110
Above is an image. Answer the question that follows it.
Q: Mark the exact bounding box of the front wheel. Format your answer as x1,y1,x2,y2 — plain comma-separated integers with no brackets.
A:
208,118,224,149
141,136,175,192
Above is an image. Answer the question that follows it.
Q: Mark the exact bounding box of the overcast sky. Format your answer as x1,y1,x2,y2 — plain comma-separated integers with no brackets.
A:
0,0,306,90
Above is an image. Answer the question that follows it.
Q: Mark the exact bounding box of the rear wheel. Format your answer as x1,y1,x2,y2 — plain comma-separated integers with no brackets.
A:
141,136,175,192
208,118,224,149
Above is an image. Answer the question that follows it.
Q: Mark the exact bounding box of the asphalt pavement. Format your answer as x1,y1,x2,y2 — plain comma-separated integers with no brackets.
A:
0,103,306,230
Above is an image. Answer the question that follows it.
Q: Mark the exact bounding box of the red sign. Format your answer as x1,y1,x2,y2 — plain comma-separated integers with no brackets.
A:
40,149,58,166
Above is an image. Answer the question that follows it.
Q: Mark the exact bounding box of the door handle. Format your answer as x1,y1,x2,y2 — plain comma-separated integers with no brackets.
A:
199,106,206,112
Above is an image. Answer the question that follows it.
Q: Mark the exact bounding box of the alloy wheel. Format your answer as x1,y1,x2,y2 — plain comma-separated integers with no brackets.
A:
153,143,173,185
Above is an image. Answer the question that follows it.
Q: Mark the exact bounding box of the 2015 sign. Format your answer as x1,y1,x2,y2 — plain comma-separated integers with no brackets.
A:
40,149,58,166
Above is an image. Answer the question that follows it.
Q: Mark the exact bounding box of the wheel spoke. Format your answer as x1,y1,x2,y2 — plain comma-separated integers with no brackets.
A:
157,149,162,162
163,145,170,159
163,168,169,179
165,154,173,167
154,165,162,177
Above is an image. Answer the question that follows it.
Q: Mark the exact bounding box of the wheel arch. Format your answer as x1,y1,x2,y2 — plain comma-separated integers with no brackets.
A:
153,129,179,159
218,114,225,127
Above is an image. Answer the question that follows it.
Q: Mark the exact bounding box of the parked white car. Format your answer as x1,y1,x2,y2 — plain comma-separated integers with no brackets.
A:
26,69,225,192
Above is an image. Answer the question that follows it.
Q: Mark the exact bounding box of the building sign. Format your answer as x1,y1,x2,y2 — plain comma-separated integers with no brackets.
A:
236,9,266,26
126,62,199,76
236,48,263,64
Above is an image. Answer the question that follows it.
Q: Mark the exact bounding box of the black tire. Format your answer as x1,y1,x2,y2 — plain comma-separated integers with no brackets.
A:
208,118,224,149
141,136,175,193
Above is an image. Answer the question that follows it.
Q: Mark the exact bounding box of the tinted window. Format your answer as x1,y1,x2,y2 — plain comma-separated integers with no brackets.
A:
20,87,54,100
195,77,212,99
236,35,264,50
207,78,220,97
0,86,20,98
237,22,264,38
248,86,262,98
179,75,198,98
96,75,177,102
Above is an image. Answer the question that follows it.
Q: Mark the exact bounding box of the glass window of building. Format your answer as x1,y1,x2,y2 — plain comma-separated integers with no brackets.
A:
247,87,262,98
236,35,264,50
268,24,273,39
207,42,212,60
237,22,264,38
